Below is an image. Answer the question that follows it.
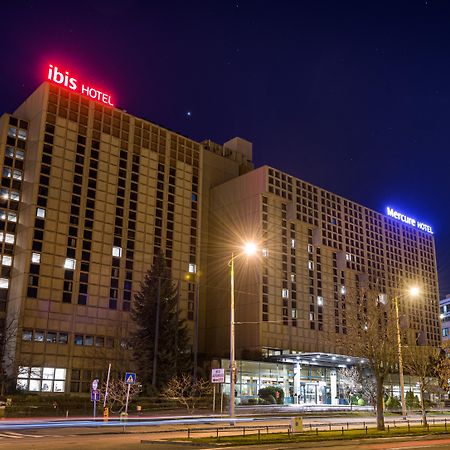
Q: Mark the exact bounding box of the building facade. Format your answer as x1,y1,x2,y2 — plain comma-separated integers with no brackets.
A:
440,294,450,340
0,80,251,393
0,74,441,401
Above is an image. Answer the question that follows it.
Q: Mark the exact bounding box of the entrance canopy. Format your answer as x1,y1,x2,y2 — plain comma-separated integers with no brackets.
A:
267,352,367,368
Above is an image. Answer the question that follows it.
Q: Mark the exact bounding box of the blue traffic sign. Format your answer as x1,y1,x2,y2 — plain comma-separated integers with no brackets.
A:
125,372,136,384
91,389,100,401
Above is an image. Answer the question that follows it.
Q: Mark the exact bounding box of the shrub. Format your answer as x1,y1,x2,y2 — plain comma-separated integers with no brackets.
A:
406,391,419,409
258,386,284,405
357,398,365,406
385,395,401,411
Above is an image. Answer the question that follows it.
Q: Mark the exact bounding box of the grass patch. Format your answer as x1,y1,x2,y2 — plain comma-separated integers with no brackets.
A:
189,424,450,446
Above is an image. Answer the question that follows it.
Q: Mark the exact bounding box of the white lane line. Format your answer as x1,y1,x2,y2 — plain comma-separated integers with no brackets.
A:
0,433,22,438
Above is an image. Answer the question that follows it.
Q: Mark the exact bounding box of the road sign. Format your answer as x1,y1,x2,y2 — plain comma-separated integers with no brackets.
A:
211,368,225,383
125,372,136,384
91,389,100,402
92,378,99,390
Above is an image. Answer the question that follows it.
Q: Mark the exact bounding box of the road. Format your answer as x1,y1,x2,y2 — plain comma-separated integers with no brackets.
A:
0,413,448,449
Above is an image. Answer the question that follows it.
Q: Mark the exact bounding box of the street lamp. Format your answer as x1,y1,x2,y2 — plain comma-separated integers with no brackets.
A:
394,286,420,419
229,241,258,420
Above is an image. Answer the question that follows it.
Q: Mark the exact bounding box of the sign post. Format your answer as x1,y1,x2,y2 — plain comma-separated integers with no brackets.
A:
124,372,136,415
103,363,111,421
211,369,225,414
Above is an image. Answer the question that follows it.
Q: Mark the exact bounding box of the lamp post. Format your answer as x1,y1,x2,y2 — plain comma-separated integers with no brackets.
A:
229,242,257,420
393,286,420,419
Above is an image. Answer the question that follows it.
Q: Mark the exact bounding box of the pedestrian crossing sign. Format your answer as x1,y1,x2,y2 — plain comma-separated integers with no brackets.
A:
125,372,136,384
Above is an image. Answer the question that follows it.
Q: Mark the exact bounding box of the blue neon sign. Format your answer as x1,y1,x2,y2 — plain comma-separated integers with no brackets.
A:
386,207,433,234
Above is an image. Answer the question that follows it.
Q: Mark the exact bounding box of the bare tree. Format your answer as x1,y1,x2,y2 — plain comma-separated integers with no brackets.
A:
337,289,398,430
161,374,212,414
100,378,141,413
359,372,378,411
338,367,362,409
435,341,450,396
403,345,439,426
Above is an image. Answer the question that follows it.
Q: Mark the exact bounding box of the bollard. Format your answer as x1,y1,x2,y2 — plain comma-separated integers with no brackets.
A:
387,425,390,433
242,428,245,436
347,422,349,430
341,426,344,436
266,426,269,434
288,428,291,439
216,428,219,438
394,420,396,427
365,426,368,434
316,427,318,436
445,418,447,430
408,421,410,432
258,429,260,442
329,423,331,431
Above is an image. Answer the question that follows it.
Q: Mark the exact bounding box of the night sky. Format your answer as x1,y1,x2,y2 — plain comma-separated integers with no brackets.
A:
1,1,449,296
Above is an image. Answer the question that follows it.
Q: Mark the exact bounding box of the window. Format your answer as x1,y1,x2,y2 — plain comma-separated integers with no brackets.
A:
74,335,83,345
36,208,46,218
340,286,346,295
0,278,9,289
46,332,57,343
17,366,66,393
112,246,122,257
7,127,17,138
291,239,296,248
84,335,94,346
4,233,14,244
64,258,76,270
308,261,314,270
17,129,27,140
58,333,68,344
8,212,17,222
31,252,41,264
34,331,45,342
22,330,33,341
13,170,22,180
317,296,324,306
282,288,289,299
188,263,197,274
1,255,11,266
262,248,269,257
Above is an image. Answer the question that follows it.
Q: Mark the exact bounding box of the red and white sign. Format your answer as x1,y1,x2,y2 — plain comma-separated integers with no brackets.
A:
211,368,225,384
47,64,114,107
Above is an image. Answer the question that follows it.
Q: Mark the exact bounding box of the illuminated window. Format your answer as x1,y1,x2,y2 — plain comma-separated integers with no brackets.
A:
16,366,66,393
8,212,17,222
290,274,296,282
317,296,324,306
17,129,27,141
340,286,346,295
10,191,20,201
2,168,11,178
12,170,22,181
0,189,8,200
308,244,313,253
36,208,46,219
15,149,25,160
64,258,76,270
308,260,314,270
31,253,41,264
188,263,197,274
5,233,14,244
0,278,9,289
22,330,33,341
1,255,12,266
5,147,14,158
112,246,122,257
282,288,289,299
7,127,17,138
346,253,352,261
262,248,269,257
291,239,296,248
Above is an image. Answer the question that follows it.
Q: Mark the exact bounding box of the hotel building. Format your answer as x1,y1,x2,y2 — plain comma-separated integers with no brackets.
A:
0,73,441,402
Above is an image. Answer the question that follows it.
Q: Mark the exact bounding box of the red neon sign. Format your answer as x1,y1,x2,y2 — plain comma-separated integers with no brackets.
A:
47,64,114,106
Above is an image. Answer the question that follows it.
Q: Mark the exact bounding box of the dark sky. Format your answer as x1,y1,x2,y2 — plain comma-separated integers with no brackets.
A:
1,0,449,296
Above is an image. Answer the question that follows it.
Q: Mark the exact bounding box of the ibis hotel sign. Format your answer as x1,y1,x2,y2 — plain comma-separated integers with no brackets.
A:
386,207,433,235
47,64,114,106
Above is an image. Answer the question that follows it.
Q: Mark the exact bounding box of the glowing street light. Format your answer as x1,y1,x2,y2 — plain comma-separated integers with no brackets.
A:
229,241,258,420
394,286,420,419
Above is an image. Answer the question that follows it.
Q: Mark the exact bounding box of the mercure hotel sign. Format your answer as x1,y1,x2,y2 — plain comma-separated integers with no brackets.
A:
386,207,433,235
47,64,114,106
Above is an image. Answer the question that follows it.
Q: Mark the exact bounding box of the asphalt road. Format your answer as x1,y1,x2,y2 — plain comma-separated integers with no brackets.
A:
0,432,450,450
0,413,449,449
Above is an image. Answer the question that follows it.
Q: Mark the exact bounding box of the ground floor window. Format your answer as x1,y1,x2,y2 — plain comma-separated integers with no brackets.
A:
16,367,66,392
